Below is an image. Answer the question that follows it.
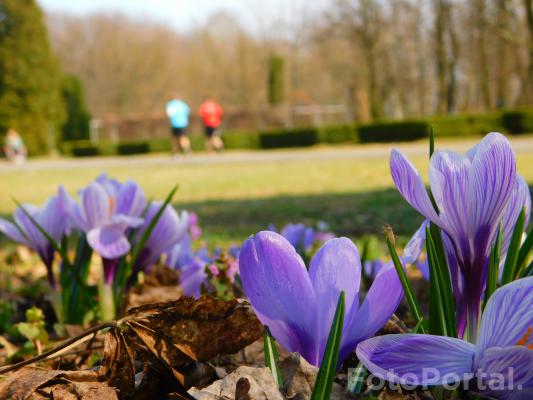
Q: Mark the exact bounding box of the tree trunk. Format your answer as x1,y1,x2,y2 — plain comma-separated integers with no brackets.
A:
524,0,533,104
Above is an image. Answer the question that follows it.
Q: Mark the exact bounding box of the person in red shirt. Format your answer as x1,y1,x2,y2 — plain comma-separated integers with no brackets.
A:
198,98,224,152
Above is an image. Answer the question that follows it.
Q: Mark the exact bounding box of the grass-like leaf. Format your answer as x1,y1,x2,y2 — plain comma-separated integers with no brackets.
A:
311,291,345,400
263,326,283,389
501,208,526,285
346,362,366,394
522,260,533,277
429,125,435,157
386,237,426,333
516,228,533,278
483,224,503,310
427,224,457,337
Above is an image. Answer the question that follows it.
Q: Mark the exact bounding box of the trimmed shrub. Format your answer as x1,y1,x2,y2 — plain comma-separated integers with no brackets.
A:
117,141,150,155
502,110,533,135
223,131,260,149
318,124,358,143
71,144,99,157
259,127,319,149
430,113,503,137
149,138,171,153
358,120,428,143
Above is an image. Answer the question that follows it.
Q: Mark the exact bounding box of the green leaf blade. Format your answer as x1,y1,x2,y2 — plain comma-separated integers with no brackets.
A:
311,291,345,400
263,326,283,389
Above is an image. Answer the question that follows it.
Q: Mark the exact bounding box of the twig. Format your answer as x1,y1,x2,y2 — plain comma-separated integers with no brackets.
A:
76,331,100,368
0,321,116,375
47,345,104,363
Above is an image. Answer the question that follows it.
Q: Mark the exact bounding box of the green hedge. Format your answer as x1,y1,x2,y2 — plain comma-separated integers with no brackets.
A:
502,110,533,135
71,144,99,157
358,120,428,143
259,127,318,148
58,109,532,157
429,113,503,137
223,131,260,149
318,124,357,143
117,141,150,155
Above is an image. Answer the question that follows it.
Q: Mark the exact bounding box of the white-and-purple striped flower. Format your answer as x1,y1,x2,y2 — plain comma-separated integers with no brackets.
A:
239,231,403,366
390,132,530,335
70,178,146,261
357,276,533,399
0,186,71,288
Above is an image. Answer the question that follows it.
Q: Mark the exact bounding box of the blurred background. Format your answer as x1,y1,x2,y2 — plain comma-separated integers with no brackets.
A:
0,0,532,244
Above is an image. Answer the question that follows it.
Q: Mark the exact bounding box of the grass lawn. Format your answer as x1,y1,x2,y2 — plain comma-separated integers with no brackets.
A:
1,146,532,248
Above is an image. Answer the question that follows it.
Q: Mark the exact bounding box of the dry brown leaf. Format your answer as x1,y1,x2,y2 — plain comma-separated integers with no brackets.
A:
98,296,263,397
0,367,117,400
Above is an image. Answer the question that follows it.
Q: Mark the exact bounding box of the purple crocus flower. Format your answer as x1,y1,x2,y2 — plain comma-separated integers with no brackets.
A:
357,276,533,399
390,132,524,336
280,223,315,252
133,202,188,273
398,179,530,337
166,233,209,298
0,186,71,288
70,179,145,284
239,231,403,366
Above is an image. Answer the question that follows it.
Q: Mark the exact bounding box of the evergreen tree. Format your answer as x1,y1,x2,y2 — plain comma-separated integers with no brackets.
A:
0,0,65,155
61,74,91,142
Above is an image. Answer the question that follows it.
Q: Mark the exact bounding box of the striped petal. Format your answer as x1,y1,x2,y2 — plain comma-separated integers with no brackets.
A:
0,217,30,246
87,223,131,259
80,182,111,229
429,151,470,247
466,132,516,252
390,149,440,224
474,346,533,400
357,334,475,385
476,276,533,356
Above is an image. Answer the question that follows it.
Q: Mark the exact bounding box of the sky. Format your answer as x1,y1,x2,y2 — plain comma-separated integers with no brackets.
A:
38,0,330,33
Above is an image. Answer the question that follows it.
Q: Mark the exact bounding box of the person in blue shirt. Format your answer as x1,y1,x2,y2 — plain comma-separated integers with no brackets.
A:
166,95,190,154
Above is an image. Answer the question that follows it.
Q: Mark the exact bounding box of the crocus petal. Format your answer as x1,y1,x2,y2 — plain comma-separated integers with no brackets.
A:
402,220,429,264
180,261,207,298
0,217,30,246
87,224,131,259
116,180,146,217
356,334,475,385
429,151,470,244
80,182,111,229
38,195,66,242
390,149,440,224
135,203,188,270
96,173,121,196
308,237,361,361
13,205,46,251
474,346,533,400
110,214,143,229
239,231,319,365
466,132,516,248
341,263,403,361
501,176,531,256
167,234,194,269
476,276,533,355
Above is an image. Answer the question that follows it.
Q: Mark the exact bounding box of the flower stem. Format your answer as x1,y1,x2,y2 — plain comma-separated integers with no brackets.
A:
98,281,116,321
